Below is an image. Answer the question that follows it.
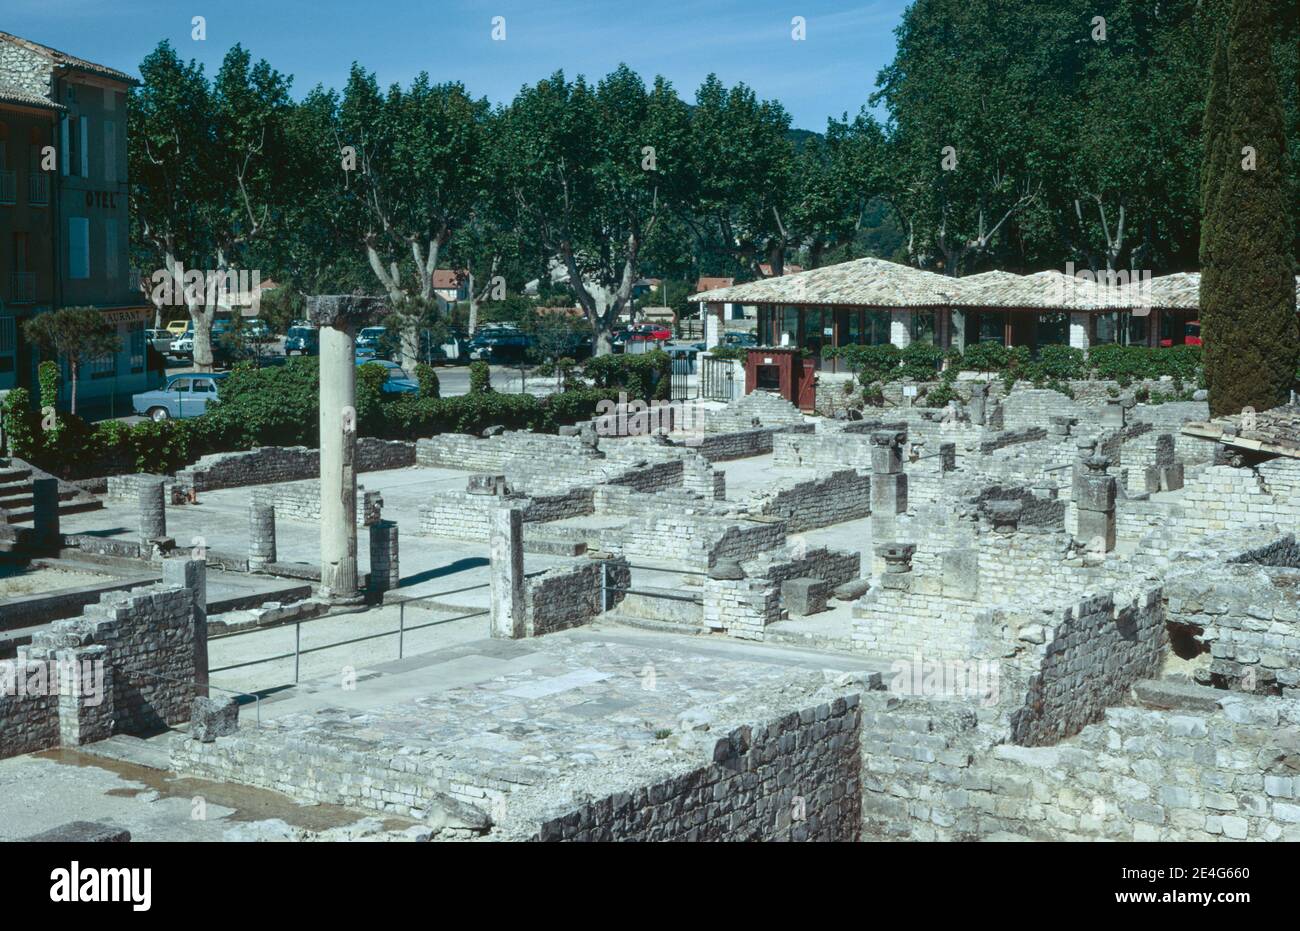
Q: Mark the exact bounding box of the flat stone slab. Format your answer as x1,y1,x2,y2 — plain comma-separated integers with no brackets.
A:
1132,679,1224,712
22,821,131,842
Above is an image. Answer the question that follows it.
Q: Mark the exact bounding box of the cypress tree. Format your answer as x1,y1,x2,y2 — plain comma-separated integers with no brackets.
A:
1199,0,1298,417
1198,33,1230,221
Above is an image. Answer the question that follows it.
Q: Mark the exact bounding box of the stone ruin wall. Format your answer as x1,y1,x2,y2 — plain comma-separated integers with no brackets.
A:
0,583,197,760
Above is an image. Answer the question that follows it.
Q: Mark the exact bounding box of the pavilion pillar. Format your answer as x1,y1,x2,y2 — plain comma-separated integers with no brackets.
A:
889,309,912,349
1069,312,1091,351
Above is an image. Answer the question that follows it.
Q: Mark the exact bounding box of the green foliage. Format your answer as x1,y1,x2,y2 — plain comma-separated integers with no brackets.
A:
582,351,671,400
825,344,901,385
1030,346,1086,381
1,389,36,460
37,361,60,414
898,342,944,381
705,346,746,362
958,342,1011,373
355,362,389,434
1087,344,1202,383
1199,0,1299,416
22,307,122,413
469,360,493,394
414,363,441,399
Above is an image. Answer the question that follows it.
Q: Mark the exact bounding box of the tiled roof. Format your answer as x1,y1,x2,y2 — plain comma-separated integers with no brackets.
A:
431,268,469,289
0,31,139,86
689,258,1300,313
690,257,960,307
694,276,735,294
0,84,64,112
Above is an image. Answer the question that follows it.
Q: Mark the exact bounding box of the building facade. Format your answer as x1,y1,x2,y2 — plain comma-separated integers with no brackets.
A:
0,31,147,416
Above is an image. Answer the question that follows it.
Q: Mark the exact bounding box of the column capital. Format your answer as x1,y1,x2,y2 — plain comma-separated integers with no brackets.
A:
306,294,387,330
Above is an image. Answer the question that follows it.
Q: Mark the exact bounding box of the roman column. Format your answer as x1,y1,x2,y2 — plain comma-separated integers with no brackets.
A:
307,295,383,603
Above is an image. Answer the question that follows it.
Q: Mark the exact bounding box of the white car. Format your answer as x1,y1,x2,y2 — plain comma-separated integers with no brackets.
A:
170,331,195,358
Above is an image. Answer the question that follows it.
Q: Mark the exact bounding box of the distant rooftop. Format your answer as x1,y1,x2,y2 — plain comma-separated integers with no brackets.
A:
0,30,139,86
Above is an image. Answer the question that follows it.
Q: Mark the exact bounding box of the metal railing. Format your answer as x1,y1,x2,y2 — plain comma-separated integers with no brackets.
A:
601,561,707,606
0,170,14,205
205,571,548,689
27,172,48,206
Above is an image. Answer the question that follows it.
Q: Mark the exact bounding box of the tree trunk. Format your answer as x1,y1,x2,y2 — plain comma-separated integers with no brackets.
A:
69,364,78,416
190,304,215,373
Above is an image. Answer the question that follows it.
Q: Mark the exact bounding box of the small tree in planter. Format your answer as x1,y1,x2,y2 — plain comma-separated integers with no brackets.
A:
23,308,122,416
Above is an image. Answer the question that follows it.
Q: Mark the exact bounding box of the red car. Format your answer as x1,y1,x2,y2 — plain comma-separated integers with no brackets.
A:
1160,320,1201,348
628,323,672,341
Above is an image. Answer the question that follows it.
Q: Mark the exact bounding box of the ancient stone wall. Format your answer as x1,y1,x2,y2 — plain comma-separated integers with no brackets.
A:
420,487,595,540
253,480,383,526
860,690,1300,841
1,584,198,759
753,469,871,532
524,558,630,637
176,439,414,492
528,695,862,841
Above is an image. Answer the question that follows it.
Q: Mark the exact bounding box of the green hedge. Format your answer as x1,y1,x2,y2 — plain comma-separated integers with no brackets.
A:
2,357,638,479
582,350,672,400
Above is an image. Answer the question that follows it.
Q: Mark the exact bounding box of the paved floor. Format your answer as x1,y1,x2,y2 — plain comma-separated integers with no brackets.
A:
54,465,576,601
0,621,881,841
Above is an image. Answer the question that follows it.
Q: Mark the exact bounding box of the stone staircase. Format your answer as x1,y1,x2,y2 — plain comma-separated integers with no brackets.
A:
0,461,104,524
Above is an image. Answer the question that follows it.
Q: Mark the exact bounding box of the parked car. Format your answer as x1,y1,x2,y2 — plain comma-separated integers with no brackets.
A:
723,332,757,348
170,330,195,359
466,330,532,362
145,329,173,354
628,323,672,342
165,319,189,337
357,326,387,356
284,326,319,356
132,372,229,421
356,358,419,395
243,319,273,341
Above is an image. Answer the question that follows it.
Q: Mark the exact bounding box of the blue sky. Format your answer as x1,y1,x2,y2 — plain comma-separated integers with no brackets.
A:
9,0,908,130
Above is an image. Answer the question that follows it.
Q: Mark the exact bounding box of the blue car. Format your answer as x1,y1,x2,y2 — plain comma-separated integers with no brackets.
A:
132,372,229,421
356,359,419,395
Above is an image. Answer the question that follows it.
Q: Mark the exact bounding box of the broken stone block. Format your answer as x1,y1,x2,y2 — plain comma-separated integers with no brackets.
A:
782,577,829,617
1160,463,1184,491
1076,507,1116,553
1143,465,1163,494
708,558,745,580
22,822,131,843
833,578,872,601
191,696,239,742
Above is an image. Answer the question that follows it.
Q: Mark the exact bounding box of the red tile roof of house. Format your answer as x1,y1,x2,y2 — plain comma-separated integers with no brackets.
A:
431,268,469,289
695,276,734,293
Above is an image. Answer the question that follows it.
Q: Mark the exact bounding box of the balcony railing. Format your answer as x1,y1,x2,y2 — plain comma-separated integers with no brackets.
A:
27,172,48,206
10,272,35,305
0,171,14,206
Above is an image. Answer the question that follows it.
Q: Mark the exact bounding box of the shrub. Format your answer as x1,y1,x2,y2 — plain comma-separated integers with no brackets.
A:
582,351,671,400
958,342,1011,372
469,360,493,394
899,342,945,381
825,344,901,385
37,361,60,415
1033,345,1086,380
414,363,440,399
